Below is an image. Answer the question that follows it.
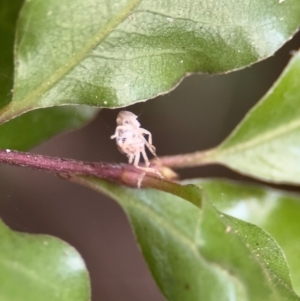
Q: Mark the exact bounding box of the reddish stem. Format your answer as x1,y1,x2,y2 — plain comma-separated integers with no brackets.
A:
0,149,200,206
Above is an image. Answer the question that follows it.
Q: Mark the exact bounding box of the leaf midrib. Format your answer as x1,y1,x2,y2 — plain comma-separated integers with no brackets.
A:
124,197,202,258
217,118,300,158
127,193,296,299
14,0,142,109
78,177,296,298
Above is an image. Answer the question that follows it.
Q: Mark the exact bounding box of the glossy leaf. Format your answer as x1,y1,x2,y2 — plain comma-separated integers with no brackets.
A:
74,176,299,301
0,0,98,150
0,219,90,301
205,50,300,184
198,199,298,301
196,179,300,295
1,0,300,122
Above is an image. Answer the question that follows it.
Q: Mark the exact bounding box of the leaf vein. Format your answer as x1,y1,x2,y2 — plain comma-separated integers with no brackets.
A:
218,119,300,157
12,0,143,111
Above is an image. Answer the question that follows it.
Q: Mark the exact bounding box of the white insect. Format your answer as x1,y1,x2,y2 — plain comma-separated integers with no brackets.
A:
111,111,162,179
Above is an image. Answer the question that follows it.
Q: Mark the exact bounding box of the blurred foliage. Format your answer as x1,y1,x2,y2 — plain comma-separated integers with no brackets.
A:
199,179,300,295
193,51,300,185
0,0,300,301
75,176,300,301
0,220,90,301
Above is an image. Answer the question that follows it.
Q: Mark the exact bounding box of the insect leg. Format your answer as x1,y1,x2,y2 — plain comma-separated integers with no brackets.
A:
133,151,141,167
137,171,146,189
110,125,129,139
140,129,152,145
110,131,117,139
141,149,150,167
128,153,134,164
146,142,158,158
134,150,163,179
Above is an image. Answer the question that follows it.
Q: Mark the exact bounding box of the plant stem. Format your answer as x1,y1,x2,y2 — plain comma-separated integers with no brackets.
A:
0,148,151,183
156,148,217,169
0,149,201,206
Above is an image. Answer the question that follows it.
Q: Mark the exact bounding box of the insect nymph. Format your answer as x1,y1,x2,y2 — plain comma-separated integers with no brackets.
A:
111,111,162,180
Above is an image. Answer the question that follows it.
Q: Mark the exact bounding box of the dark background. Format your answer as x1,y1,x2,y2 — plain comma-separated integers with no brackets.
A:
0,32,299,301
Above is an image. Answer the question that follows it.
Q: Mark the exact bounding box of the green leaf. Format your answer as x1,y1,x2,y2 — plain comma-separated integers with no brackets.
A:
197,179,300,295
0,0,23,108
0,219,90,301
203,50,300,184
198,199,298,301
74,176,299,301
0,106,97,150
0,0,98,150
1,0,300,122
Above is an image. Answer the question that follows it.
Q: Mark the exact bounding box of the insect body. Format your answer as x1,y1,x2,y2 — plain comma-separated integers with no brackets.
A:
111,111,161,180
